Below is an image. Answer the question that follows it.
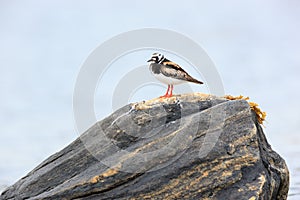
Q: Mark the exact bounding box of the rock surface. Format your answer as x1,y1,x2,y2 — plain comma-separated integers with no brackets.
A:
1,93,289,200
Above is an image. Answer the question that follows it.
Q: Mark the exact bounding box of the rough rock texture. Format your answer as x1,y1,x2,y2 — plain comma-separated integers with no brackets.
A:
1,93,289,200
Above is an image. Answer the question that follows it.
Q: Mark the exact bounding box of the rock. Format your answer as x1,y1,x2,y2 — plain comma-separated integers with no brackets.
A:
0,93,289,200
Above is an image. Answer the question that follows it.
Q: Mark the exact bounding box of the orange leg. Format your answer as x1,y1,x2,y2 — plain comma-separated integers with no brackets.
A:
160,85,173,98
160,85,170,98
169,85,173,97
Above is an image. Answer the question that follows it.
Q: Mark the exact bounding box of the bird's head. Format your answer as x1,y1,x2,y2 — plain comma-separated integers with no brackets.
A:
147,53,164,64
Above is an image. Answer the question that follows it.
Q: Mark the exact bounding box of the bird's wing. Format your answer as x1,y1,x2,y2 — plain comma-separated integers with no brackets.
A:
160,61,203,84
162,61,187,73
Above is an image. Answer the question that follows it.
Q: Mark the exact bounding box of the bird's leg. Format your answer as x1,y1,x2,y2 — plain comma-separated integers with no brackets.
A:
166,85,174,97
165,85,171,96
160,85,170,98
167,85,173,97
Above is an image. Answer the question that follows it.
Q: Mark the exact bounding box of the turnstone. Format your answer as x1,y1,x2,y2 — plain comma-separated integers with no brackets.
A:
147,53,203,98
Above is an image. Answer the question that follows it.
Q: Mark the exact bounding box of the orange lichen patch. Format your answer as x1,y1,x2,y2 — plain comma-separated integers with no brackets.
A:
249,102,267,125
102,167,120,177
202,171,209,178
90,165,121,184
257,174,266,195
222,171,233,177
132,92,213,110
224,95,266,125
90,176,101,184
225,95,250,101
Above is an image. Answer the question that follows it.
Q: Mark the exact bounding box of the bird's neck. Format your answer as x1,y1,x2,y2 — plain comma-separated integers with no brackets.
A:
158,57,169,64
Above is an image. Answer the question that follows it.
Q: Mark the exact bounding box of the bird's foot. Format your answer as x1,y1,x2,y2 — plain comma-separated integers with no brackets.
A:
159,94,173,98
159,85,173,98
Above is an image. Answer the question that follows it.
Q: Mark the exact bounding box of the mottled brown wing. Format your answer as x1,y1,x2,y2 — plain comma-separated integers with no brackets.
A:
161,61,203,84
162,61,187,72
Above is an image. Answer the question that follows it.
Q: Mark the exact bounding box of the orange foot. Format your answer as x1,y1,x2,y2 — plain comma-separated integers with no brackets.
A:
160,94,173,98
159,85,173,98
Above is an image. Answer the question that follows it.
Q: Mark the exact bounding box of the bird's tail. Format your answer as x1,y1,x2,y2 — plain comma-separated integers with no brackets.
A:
188,77,203,84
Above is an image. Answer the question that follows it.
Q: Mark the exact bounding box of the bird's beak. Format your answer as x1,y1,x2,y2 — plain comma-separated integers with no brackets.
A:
147,58,154,62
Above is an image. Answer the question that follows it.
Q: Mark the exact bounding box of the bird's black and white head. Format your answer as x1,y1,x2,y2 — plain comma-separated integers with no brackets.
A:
147,53,165,64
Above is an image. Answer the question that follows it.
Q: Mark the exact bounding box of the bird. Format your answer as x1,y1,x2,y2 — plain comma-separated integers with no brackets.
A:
147,52,203,98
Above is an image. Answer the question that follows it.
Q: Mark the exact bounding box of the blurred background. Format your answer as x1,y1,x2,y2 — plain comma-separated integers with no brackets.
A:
0,0,299,198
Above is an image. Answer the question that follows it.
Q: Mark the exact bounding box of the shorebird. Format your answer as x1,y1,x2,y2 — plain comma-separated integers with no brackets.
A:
147,53,203,98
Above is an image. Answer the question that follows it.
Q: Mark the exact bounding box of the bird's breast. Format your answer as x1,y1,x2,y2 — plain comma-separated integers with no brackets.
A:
149,63,161,74
153,73,185,85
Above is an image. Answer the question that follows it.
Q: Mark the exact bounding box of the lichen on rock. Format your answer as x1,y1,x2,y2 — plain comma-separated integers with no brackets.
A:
224,95,267,124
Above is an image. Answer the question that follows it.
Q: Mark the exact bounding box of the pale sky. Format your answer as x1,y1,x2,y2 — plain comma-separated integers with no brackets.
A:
0,0,299,188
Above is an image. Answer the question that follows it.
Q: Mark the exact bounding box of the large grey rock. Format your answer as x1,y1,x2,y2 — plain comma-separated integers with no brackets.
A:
0,93,289,200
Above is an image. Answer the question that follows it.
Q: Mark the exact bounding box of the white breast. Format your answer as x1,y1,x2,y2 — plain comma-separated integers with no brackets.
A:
152,72,185,85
